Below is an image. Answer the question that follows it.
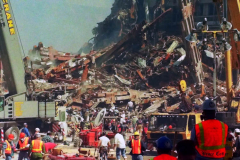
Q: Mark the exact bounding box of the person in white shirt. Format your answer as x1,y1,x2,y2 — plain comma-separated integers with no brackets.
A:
127,101,134,118
110,103,116,116
114,130,127,160
127,101,134,112
120,117,126,124
121,111,126,119
98,132,110,159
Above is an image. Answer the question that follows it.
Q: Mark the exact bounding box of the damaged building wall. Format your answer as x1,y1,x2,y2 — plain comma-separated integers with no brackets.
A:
89,0,184,51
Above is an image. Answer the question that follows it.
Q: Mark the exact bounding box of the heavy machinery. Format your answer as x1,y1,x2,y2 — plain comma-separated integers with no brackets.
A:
147,113,202,149
0,0,65,143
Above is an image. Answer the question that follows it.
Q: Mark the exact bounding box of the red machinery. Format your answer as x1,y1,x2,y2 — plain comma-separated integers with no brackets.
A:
79,125,103,147
78,109,118,147
80,130,98,147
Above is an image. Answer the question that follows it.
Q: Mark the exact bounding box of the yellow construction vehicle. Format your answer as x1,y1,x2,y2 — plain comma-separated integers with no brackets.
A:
146,112,201,149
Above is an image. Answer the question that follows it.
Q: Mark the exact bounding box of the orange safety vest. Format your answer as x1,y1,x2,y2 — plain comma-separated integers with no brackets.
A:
19,137,29,150
31,140,43,153
131,139,141,154
5,140,11,154
195,119,228,158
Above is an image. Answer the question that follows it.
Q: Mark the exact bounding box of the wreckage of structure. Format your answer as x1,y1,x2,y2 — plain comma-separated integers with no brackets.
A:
12,0,234,122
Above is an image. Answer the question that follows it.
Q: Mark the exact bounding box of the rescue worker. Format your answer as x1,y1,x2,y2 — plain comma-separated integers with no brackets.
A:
128,132,146,160
21,123,30,137
32,128,40,140
132,116,138,132
2,134,15,160
136,118,143,137
98,132,110,160
16,133,31,160
191,99,228,160
150,136,176,160
29,133,46,160
42,131,54,143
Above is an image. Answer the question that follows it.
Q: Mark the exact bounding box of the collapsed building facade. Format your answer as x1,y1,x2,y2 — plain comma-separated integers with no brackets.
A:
18,0,232,116
0,0,234,139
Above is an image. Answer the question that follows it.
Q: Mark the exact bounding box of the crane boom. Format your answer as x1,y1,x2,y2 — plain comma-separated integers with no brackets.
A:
0,0,25,95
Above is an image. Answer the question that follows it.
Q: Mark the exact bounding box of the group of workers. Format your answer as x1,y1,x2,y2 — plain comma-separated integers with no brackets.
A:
98,99,232,160
2,123,57,160
128,99,229,160
3,132,45,160
1,98,235,160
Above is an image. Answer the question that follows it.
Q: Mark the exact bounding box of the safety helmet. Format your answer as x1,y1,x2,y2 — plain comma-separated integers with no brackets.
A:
202,99,216,111
235,128,240,133
134,132,140,136
20,133,25,139
8,134,14,140
156,136,173,150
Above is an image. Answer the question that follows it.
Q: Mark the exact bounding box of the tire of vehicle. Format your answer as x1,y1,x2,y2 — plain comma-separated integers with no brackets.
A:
5,127,20,144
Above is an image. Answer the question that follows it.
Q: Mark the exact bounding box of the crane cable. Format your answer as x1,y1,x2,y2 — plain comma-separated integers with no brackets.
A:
8,0,26,58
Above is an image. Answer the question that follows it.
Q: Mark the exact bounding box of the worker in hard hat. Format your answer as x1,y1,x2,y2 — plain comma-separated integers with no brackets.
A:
233,128,240,159
28,133,46,160
2,134,15,160
149,136,176,160
32,128,40,140
128,132,146,160
16,133,31,160
191,99,228,160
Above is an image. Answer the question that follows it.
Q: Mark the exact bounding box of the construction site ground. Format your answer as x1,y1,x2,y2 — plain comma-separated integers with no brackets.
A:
8,134,156,160
9,148,155,160
9,146,156,160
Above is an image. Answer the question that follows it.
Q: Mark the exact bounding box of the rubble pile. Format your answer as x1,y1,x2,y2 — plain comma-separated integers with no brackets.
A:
20,5,232,139
23,10,229,115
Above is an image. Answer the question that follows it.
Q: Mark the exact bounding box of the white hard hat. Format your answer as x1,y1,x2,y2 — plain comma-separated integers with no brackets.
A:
35,128,40,132
235,128,240,133
202,99,216,111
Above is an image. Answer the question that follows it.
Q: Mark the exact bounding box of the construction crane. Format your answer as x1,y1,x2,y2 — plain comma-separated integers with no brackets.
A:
0,0,65,143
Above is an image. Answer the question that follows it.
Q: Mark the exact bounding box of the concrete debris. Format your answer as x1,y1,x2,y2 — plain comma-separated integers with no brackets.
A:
17,2,234,150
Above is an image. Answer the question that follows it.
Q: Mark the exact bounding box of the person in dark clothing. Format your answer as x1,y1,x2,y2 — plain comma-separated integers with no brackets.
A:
128,132,146,160
150,136,176,160
42,131,54,143
176,140,196,160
